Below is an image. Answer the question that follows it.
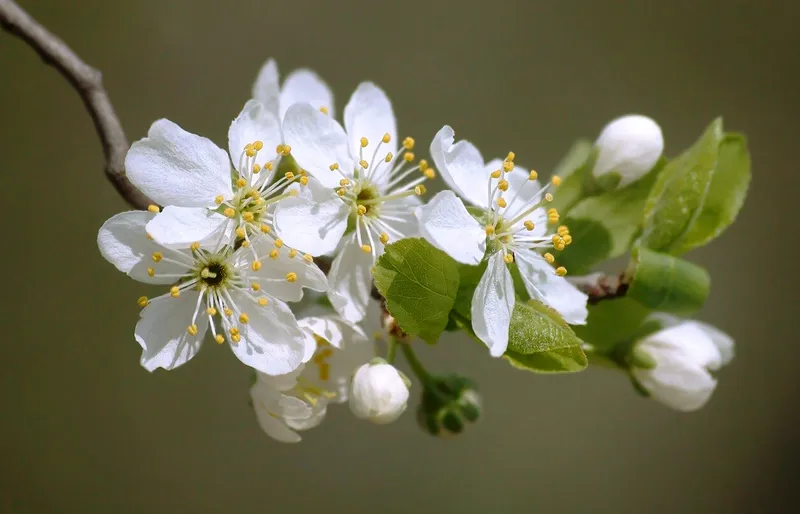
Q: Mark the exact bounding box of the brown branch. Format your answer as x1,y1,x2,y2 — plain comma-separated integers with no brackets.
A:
569,272,630,304
0,0,152,210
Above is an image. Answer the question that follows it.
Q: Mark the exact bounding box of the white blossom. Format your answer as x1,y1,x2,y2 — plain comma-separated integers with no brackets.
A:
349,361,410,424
97,211,327,375
593,114,664,188
416,126,588,357
252,58,335,123
251,312,374,442
631,319,734,411
273,83,429,322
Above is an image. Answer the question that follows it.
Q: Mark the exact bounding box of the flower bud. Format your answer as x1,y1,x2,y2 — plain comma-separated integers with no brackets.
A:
630,321,734,412
593,114,664,188
417,374,481,437
348,360,410,424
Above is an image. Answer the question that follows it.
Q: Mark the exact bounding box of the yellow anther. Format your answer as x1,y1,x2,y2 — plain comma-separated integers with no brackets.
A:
223,307,233,317
231,334,241,344
320,106,329,115
402,137,415,150
151,252,163,262
359,159,369,169
242,212,255,223
137,296,149,308
414,185,426,195
529,170,538,181
557,225,569,236
491,170,502,179
548,207,559,215
485,225,496,236
170,286,180,298
284,172,295,180
502,160,514,172
506,151,516,162
286,272,298,283
303,253,313,263
147,204,160,213
554,240,566,251
229,327,240,336
504,253,514,264
235,227,246,239
206,307,217,316
329,163,339,171
249,189,260,199
555,266,567,277
276,144,285,155
245,144,256,157
215,334,225,344
357,205,367,216
250,282,261,292
274,239,284,248
190,242,201,251
269,249,279,260
259,224,270,234
379,233,389,244
385,152,393,163
361,244,372,253
563,234,573,245
497,197,507,208
236,177,247,188
382,133,391,143
253,140,264,151
239,313,249,324
340,178,351,186
282,145,291,155
288,248,298,259
498,180,509,191
360,137,369,148
551,175,562,186
251,260,262,271
241,240,250,248
223,207,236,218
147,267,155,277
524,220,535,231
424,168,436,179
404,152,415,162
549,215,560,224
215,195,224,205
265,161,274,171
552,234,562,244
545,192,554,202
544,252,555,264
300,176,308,185
419,159,429,171
258,297,269,306
187,324,198,336
336,188,346,196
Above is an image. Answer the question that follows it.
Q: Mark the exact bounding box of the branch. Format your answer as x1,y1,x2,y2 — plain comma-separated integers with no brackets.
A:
569,272,630,304
0,0,151,209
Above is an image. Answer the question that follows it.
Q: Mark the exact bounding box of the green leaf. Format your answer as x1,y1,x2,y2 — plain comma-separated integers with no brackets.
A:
627,247,710,315
674,133,751,253
572,297,651,352
505,300,586,373
557,159,663,273
640,118,724,253
373,238,460,343
452,261,487,320
549,140,595,214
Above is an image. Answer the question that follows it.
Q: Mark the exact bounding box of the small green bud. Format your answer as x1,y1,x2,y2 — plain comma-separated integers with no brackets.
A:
416,374,481,437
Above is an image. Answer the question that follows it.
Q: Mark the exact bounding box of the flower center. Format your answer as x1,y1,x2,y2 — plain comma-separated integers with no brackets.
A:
197,259,230,288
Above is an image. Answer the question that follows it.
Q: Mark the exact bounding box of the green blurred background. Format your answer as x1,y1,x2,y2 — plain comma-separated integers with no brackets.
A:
1,0,797,512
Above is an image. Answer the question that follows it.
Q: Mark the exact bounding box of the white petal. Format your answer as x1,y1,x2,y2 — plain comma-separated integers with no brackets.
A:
135,291,208,371
327,235,376,323
471,252,515,356
515,250,588,325
381,194,421,239
279,69,335,120
248,237,328,302
125,119,232,207
145,206,230,249
251,58,281,119
632,355,717,412
283,103,353,188
231,293,307,375
692,321,735,367
642,323,722,371
430,126,489,209
250,382,303,443
97,211,188,284
415,190,485,265
228,99,283,172
273,177,349,255
343,82,397,160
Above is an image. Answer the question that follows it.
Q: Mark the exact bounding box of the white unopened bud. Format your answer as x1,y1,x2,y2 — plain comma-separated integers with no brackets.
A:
349,361,410,424
593,114,664,188
631,321,734,412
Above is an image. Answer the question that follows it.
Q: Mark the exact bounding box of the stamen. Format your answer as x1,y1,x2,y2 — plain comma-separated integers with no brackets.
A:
556,266,567,276
251,261,262,271
286,272,297,283
147,204,160,213
544,252,555,264
170,286,180,298
361,244,372,253
137,296,149,307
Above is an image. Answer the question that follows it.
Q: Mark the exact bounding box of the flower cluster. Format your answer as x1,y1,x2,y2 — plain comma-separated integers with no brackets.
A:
97,59,738,442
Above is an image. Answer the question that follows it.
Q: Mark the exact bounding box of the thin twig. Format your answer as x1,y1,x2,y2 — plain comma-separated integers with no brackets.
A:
0,0,151,209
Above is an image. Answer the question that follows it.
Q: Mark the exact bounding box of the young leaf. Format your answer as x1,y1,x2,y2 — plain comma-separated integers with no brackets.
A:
572,297,651,352
549,140,595,214
639,118,724,253
373,238,460,343
627,247,710,315
673,133,751,253
505,300,587,373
